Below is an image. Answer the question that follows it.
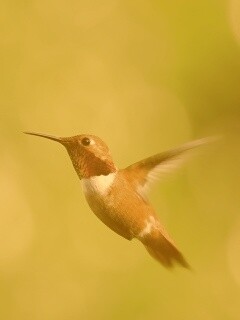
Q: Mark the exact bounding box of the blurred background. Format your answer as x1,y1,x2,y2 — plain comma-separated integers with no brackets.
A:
1,0,240,319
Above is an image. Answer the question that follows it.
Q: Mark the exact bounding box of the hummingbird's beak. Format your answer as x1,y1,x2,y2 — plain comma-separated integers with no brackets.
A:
23,131,67,144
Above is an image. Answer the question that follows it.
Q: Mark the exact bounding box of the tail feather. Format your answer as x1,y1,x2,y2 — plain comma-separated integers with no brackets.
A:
143,233,190,269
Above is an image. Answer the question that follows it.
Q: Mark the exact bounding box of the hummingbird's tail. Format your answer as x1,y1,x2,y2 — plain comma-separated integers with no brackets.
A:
142,233,190,269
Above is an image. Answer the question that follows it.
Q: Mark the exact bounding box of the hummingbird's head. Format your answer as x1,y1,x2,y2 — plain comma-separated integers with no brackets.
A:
24,132,117,179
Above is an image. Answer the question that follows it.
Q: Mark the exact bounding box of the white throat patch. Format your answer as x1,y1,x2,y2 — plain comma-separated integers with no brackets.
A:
82,172,116,196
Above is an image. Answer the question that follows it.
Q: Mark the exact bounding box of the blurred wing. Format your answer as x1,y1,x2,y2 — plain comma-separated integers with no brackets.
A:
124,137,214,196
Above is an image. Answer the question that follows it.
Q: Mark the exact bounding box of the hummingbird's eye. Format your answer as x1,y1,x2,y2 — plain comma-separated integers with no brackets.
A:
81,137,91,146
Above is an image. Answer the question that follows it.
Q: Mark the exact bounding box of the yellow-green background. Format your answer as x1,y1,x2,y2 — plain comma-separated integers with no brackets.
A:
1,1,240,319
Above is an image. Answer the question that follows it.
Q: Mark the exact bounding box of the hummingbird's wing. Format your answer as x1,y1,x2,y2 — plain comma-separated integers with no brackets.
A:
125,137,214,197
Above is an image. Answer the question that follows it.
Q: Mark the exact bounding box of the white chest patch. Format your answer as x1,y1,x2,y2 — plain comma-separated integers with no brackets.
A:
138,216,156,238
82,173,116,196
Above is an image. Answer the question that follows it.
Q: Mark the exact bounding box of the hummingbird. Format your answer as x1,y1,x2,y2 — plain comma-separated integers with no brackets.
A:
24,131,211,269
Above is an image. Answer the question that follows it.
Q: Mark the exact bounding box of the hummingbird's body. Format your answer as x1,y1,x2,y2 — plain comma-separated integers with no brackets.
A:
25,131,210,268
82,171,155,240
